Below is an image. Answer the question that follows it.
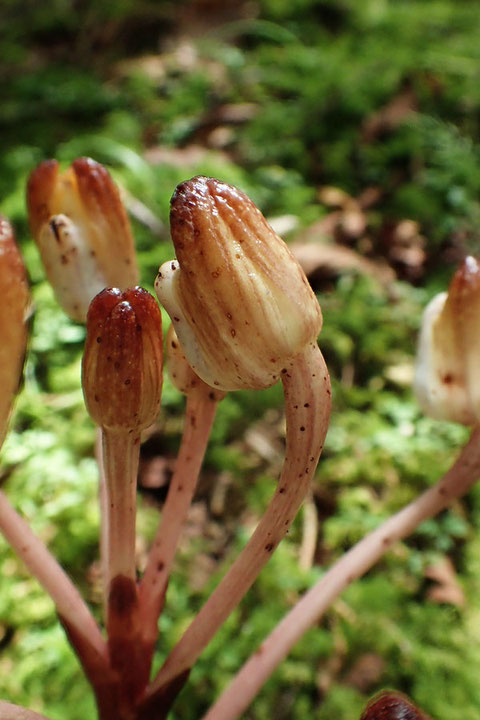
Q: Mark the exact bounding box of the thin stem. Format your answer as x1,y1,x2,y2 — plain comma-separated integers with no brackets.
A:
202,426,480,720
101,428,144,704
102,428,139,585
95,427,109,621
0,489,107,663
138,389,218,648
0,702,51,720
142,343,331,708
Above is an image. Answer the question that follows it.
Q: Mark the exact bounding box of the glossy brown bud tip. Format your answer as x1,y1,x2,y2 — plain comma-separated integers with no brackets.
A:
166,324,225,400
82,287,163,432
26,157,138,322
0,218,30,447
360,691,430,720
156,176,322,391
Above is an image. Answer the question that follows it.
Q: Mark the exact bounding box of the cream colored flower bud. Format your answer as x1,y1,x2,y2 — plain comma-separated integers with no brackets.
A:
414,256,480,424
82,287,163,432
155,176,322,391
27,157,138,322
0,217,30,447
166,324,225,400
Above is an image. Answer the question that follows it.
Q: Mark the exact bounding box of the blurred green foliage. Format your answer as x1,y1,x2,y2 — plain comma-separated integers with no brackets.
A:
1,0,480,718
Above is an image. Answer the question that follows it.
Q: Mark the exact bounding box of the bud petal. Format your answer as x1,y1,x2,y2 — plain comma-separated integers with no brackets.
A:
27,157,139,322
361,691,430,719
82,287,163,431
0,218,30,446
166,324,225,400
155,176,322,391
414,256,480,424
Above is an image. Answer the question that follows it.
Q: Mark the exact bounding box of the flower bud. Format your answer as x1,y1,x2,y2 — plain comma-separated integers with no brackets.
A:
155,176,322,391
414,256,480,425
166,324,224,400
361,691,429,719
27,157,138,322
0,218,30,446
82,287,163,432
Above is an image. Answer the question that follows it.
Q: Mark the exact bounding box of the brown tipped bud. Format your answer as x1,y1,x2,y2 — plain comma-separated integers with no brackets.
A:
155,176,322,391
26,157,138,322
0,218,30,447
82,287,163,432
360,691,430,720
166,324,225,400
415,256,480,424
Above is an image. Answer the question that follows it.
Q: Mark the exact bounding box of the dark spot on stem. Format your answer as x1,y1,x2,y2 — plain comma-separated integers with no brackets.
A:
108,575,137,616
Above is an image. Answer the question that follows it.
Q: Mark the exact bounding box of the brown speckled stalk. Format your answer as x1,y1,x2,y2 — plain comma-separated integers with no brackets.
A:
141,342,331,710
202,428,480,720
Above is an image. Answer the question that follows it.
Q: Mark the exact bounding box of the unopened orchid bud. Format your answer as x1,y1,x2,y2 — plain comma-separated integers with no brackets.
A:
0,218,30,447
361,691,430,719
82,287,163,432
166,324,224,400
27,157,138,322
155,176,322,391
414,256,480,425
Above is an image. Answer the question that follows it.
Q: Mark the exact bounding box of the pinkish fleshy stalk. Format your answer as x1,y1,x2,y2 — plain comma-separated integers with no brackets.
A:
141,176,330,713
138,325,225,664
202,427,480,720
0,701,52,720
82,286,163,707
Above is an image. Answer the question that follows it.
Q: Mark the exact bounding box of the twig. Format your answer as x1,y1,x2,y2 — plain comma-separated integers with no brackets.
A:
202,426,480,720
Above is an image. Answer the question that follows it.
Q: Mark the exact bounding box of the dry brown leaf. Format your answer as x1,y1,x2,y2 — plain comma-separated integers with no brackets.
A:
362,86,417,141
345,653,386,692
291,241,395,286
424,557,465,607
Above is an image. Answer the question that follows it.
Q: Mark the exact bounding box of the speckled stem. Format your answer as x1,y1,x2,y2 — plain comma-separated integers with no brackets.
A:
202,426,480,720
138,388,219,648
142,342,331,708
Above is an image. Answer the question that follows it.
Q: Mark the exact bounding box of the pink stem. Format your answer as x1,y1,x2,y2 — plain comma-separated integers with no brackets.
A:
138,389,218,649
95,426,109,620
0,702,51,720
142,343,331,708
101,428,143,704
202,426,480,720
0,489,107,663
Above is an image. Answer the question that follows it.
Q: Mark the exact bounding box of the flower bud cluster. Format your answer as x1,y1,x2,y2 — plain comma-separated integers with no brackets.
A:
155,176,322,392
27,158,138,322
415,256,480,425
